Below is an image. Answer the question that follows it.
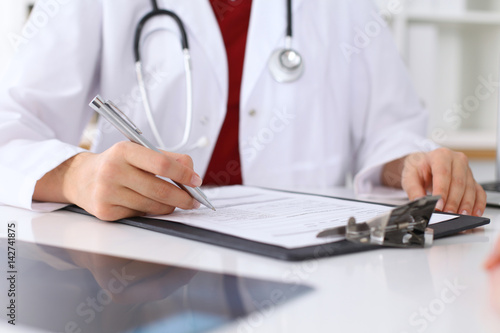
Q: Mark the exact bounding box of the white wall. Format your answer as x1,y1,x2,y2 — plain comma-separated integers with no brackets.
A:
377,0,500,151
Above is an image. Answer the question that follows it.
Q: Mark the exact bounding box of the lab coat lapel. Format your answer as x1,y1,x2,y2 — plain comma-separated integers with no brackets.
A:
241,0,305,107
171,0,227,97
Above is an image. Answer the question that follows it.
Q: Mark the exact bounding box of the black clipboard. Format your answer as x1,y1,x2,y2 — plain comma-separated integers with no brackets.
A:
64,191,490,261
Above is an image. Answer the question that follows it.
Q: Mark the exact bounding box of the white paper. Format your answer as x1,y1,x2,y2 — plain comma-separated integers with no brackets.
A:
149,186,458,249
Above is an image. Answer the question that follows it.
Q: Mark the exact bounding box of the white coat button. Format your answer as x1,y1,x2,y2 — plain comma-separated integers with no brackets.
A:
248,109,257,117
200,116,209,125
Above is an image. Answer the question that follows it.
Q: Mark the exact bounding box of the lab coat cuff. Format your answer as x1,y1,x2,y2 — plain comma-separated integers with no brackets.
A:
353,164,384,195
354,138,441,197
31,202,72,212
23,145,87,212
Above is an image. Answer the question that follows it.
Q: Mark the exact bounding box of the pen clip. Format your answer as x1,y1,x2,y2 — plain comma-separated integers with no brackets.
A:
106,100,143,135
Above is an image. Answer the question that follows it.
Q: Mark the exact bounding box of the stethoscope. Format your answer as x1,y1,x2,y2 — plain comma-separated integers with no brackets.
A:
134,0,304,152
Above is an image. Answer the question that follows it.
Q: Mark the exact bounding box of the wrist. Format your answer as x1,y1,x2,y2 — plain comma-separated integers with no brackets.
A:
33,152,93,204
61,152,94,205
381,156,406,188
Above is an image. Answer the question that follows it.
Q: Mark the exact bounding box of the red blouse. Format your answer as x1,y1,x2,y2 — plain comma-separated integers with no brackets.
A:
203,0,253,186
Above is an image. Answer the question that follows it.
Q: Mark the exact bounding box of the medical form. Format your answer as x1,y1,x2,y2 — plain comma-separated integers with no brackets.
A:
148,186,455,249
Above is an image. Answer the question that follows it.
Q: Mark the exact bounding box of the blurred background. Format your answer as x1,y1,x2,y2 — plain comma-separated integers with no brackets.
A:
0,0,499,180
376,0,500,162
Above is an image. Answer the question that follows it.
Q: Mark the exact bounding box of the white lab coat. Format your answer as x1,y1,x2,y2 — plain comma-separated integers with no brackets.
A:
0,0,435,210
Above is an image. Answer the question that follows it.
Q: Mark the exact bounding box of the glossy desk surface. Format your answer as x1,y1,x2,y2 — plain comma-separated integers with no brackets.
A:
0,186,499,333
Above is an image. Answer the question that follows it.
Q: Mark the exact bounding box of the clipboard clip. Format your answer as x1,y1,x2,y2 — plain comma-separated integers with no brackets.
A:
317,196,441,248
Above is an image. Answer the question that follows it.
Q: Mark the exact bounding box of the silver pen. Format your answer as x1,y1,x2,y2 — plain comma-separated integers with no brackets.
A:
89,95,216,211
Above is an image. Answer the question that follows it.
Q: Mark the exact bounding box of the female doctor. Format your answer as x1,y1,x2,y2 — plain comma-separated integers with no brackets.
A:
0,0,486,221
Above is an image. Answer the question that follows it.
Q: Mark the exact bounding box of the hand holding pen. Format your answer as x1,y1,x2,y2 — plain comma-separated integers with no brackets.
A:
33,95,215,221
33,96,214,221
33,138,206,221
80,96,215,220
57,140,206,221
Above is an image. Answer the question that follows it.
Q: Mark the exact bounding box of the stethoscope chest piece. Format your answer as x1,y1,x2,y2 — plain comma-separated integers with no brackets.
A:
268,48,304,83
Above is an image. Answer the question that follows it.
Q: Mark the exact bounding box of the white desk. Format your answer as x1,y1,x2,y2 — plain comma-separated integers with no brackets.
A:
0,185,499,333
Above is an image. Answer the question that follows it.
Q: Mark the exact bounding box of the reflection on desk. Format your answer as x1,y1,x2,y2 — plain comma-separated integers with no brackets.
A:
0,239,312,333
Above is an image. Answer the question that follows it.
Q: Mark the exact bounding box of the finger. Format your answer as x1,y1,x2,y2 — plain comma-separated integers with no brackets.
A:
118,142,202,187
484,254,500,271
91,178,177,220
92,203,145,221
456,170,477,215
472,183,487,217
485,239,500,270
161,151,194,169
120,164,199,210
439,153,469,214
114,186,178,216
428,152,453,211
401,154,430,200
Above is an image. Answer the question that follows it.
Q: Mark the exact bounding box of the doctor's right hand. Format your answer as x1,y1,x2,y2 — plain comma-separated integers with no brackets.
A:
33,141,203,221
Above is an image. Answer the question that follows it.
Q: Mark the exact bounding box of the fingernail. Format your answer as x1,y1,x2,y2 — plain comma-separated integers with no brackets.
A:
476,209,483,217
192,201,201,209
460,210,469,216
191,174,203,187
435,199,444,211
445,210,455,214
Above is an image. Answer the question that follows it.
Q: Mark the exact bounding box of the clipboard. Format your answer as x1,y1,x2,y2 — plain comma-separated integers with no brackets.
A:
64,189,490,261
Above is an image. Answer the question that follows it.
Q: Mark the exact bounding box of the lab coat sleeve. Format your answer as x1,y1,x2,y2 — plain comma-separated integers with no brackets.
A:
347,1,439,195
0,0,103,210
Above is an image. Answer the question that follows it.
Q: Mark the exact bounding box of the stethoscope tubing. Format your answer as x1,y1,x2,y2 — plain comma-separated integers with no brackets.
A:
134,3,194,152
133,0,301,152
134,9,189,63
286,0,292,38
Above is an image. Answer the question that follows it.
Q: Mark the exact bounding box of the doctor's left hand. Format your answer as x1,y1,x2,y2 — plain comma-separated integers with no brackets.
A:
382,147,487,216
